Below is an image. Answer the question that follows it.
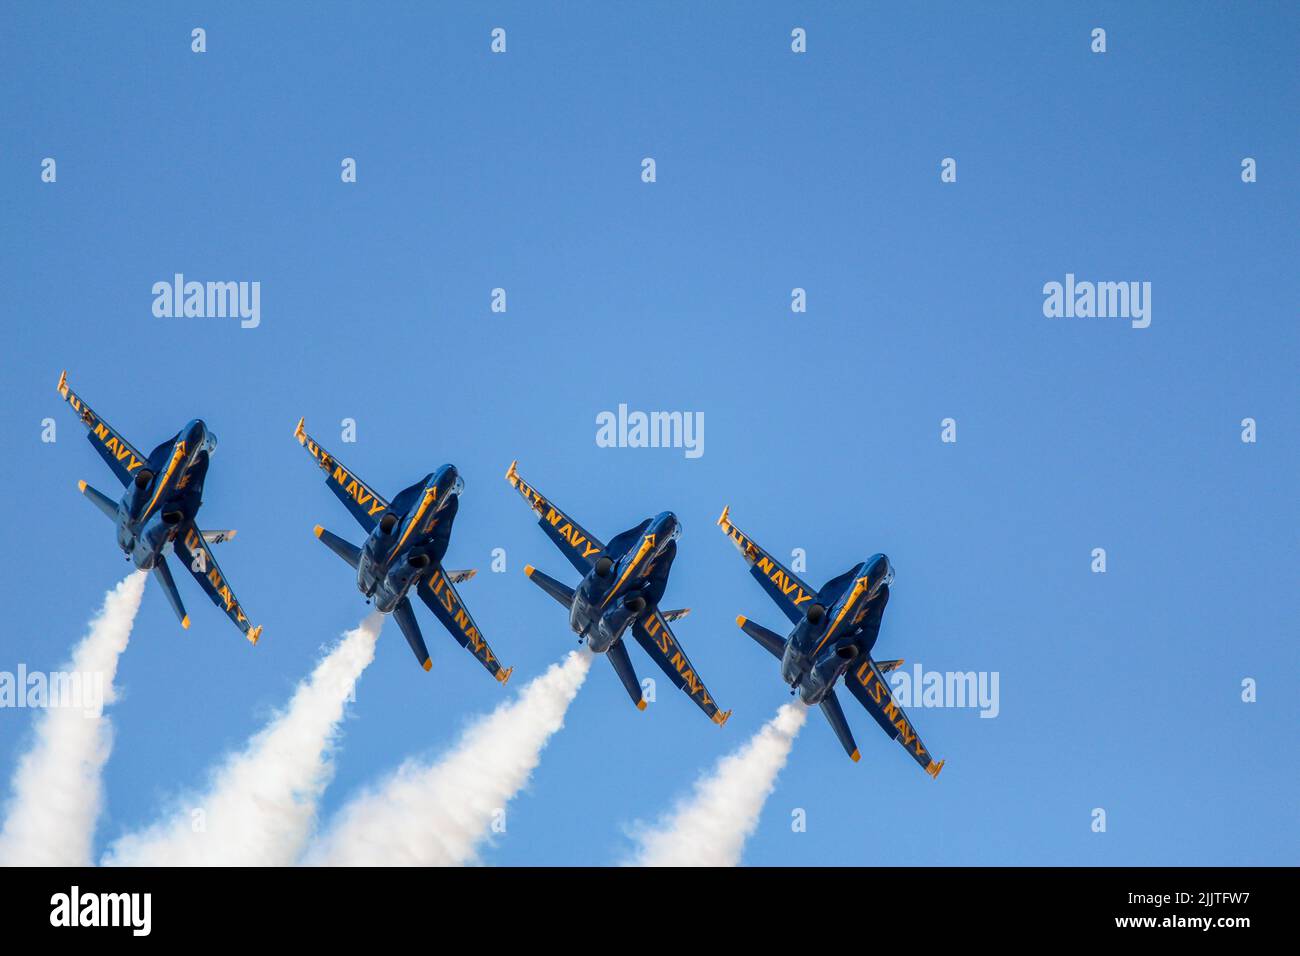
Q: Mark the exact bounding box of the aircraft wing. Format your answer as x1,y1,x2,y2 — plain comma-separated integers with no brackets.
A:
631,609,731,725
172,522,263,644
416,565,513,683
56,371,149,487
843,657,944,778
293,418,390,533
716,507,817,625
505,461,605,575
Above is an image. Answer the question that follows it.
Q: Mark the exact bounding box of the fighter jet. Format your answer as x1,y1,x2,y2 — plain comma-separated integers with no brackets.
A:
718,507,943,777
294,418,511,684
55,372,263,644
505,461,730,725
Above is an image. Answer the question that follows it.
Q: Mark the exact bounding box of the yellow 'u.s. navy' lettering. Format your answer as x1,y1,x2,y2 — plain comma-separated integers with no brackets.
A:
718,510,816,613
544,507,602,559
59,377,148,477
853,660,927,759
640,613,712,707
754,555,815,607
182,527,251,628
296,421,390,519
426,569,496,666
90,423,146,472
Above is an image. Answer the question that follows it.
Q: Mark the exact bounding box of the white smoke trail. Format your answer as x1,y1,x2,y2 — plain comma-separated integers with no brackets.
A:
307,648,592,866
627,702,808,866
0,573,147,866
101,612,382,866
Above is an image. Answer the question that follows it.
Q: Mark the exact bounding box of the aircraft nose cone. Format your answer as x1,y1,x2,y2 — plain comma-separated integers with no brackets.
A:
652,511,680,540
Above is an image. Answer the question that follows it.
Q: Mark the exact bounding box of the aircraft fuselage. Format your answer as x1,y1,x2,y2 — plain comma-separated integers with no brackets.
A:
570,510,680,653
782,553,892,705
114,418,216,571
356,463,461,613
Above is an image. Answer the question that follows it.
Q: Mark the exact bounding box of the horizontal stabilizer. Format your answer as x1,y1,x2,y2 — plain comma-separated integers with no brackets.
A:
523,565,576,609
735,615,786,661
875,658,904,673
661,607,690,622
820,688,860,762
445,568,477,584
201,529,237,544
606,638,647,710
151,555,190,630
314,525,361,569
78,480,118,521
393,597,432,671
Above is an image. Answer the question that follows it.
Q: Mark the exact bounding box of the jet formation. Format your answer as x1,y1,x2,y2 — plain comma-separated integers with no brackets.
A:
53,372,942,776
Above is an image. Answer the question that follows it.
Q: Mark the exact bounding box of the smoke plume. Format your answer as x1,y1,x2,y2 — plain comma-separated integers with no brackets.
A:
0,573,147,866
628,702,807,866
101,613,382,866
307,648,592,865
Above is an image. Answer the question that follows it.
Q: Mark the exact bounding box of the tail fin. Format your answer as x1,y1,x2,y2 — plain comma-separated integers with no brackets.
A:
152,555,190,630
78,480,117,522
445,568,477,584
313,525,361,569
523,565,576,609
820,688,861,762
661,607,690,622
735,615,786,661
875,658,904,674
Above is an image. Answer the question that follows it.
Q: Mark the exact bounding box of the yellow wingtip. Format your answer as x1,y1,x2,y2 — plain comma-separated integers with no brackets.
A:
181,615,191,630
422,658,433,672
735,614,747,628
247,625,262,645
293,416,306,443
713,708,733,726
497,666,513,685
56,369,68,395
77,479,87,493
523,564,535,577
636,698,648,711
926,759,945,779
505,459,518,482
850,749,861,763
313,525,324,538
716,505,730,527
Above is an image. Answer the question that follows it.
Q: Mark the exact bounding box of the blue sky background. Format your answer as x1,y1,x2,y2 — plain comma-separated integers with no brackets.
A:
2,3,1296,865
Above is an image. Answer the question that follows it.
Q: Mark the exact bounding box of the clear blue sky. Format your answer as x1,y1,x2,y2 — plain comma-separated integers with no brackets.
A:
2,3,1295,865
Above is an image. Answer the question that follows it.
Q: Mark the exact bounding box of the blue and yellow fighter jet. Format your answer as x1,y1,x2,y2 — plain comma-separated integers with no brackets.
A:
506,461,730,725
55,372,263,644
718,508,943,778
294,418,511,684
